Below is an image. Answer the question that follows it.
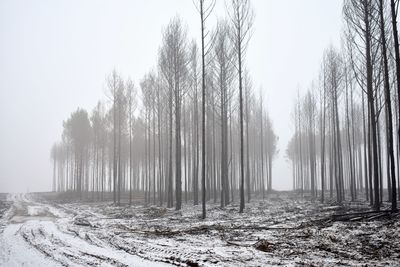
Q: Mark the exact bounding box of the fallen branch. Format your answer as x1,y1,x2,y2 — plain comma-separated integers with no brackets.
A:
118,223,297,237
332,209,393,218
332,209,397,221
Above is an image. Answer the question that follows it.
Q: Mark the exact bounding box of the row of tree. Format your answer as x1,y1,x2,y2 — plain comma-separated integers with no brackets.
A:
286,0,399,211
51,0,278,216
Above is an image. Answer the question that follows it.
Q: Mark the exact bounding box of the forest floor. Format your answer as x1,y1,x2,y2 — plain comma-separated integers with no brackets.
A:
0,192,399,266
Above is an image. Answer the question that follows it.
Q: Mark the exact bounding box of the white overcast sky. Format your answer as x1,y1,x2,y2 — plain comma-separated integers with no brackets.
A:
0,0,343,193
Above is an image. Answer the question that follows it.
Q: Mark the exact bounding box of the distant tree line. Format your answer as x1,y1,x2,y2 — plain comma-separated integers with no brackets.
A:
286,0,399,211
50,0,278,216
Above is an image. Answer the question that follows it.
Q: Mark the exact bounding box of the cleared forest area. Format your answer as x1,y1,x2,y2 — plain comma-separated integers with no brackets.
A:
2,0,400,266
0,192,399,266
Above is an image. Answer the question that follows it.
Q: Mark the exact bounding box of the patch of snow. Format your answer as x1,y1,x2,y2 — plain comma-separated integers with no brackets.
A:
0,193,171,267
0,223,61,267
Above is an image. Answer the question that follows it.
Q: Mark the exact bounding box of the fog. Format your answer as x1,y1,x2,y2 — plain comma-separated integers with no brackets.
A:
0,0,342,193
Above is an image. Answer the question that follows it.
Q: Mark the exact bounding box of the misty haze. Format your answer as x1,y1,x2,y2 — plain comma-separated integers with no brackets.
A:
1,0,400,266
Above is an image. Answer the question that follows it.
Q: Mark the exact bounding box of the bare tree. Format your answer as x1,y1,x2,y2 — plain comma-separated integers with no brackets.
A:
379,0,397,211
159,17,189,210
193,0,216,218
212,19,235,207
126,79,137,204
344,0,381,210
106,70,120,204
228,0,254,213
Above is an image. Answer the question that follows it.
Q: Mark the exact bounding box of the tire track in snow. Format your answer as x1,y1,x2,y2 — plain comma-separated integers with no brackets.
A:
0,193,170,267
21,220,165,267
0,193,62,267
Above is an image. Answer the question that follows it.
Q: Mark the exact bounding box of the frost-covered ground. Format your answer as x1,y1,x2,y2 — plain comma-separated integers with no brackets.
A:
0,193,11,234
0,192,399,266
0,193,168,267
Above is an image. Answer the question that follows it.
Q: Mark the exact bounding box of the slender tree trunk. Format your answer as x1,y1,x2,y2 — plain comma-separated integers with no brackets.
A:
168,84,173,208
200,0,207,219
379,0,397,210
238,32,245,213
345,67,355,201
321,81,326,203
245,85,251,203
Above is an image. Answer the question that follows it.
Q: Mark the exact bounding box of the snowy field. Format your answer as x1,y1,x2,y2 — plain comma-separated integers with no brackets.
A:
0,192,399,266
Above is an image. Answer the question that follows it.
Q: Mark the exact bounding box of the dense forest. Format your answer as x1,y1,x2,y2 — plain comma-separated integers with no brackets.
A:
51,0,400,215
286,0,400,212
50,0,278,217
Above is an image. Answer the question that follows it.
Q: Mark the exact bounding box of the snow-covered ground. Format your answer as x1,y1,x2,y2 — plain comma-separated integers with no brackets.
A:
0,193,169,267
0,192,399,266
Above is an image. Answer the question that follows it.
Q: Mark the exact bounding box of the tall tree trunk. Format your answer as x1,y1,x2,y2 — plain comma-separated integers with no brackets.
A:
168,88,173,208
380,0,397,210
200,0,206,219
238,32,245,213
245,86,251,203
321,81,326,203
345,67,355,201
